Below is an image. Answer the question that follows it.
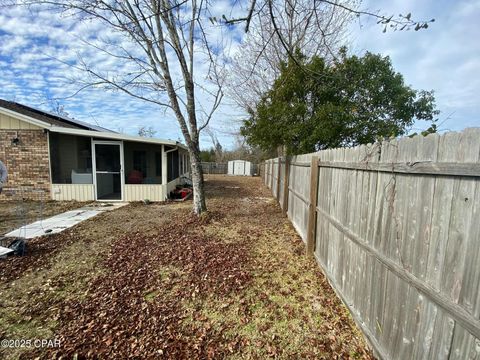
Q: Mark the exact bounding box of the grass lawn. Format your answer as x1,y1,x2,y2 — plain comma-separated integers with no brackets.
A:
0,176,373,359
0,200,90,236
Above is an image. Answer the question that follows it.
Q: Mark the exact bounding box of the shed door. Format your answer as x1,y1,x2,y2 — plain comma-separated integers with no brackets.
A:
234,161,245,175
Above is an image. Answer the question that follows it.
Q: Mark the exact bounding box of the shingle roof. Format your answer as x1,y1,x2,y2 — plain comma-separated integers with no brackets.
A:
0,99,115,132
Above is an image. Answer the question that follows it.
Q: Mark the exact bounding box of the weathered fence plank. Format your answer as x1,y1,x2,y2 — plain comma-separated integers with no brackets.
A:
270,160,274,190
306,156,319,255
287,153,311,241
264,129,480,360
282,157,290,213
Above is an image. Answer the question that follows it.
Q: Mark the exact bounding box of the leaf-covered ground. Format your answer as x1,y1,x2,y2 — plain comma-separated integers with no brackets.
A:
0,176,374,359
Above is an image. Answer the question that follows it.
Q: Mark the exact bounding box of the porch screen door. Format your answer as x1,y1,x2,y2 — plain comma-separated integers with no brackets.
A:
94,142,122,200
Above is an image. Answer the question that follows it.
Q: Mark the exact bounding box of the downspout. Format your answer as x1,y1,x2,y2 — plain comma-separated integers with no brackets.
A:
164,146,178,154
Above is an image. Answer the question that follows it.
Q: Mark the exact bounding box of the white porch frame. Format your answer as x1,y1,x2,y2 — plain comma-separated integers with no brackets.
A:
91,139,125,201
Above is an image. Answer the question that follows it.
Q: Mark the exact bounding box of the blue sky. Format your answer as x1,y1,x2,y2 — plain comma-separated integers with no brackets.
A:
0,0,478,149
350,0,480,133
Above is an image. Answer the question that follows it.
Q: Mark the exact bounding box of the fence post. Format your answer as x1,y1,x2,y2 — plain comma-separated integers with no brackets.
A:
282,157,290,214
276,157,282,201
306,156,319,256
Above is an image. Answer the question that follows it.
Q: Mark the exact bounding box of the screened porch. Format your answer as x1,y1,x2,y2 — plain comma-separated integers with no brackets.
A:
48,132,189,201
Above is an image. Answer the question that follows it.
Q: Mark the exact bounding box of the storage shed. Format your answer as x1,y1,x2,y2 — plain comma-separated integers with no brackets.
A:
227,160,253,176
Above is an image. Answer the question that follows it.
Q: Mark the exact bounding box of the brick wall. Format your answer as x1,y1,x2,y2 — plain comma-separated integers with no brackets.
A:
0,130,51,200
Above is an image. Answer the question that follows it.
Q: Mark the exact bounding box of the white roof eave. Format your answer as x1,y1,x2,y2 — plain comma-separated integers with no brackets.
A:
48,126,188,150
0,105,188,150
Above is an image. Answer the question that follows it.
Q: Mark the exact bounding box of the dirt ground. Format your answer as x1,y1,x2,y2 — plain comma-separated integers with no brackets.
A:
0,200,89,236
0,176,373,359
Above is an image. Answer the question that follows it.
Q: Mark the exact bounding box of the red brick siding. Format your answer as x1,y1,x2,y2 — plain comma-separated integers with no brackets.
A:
0,130,51,200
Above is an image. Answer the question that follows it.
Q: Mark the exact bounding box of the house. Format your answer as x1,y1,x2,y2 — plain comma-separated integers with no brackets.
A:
0,99,190,202
227,160,254,176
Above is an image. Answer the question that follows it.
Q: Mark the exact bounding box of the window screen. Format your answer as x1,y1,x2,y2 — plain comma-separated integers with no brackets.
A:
155,152,162,177
167,149,179,182
133,151,147,176
49,133,92,184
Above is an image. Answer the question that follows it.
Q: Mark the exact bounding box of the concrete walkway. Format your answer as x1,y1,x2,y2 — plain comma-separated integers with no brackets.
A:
4,203,128,239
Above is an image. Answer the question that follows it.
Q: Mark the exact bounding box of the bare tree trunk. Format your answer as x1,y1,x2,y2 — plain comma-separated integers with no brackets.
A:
189,141,206,214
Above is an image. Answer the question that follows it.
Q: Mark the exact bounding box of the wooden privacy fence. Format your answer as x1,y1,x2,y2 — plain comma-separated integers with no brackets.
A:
262,128,480,360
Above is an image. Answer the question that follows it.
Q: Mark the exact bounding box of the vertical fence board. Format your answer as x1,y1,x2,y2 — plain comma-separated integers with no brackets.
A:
282,157,290,213
263,129,480,360
315,150,329,264
364,143,381,334
306,156,319,255
270,159,274,191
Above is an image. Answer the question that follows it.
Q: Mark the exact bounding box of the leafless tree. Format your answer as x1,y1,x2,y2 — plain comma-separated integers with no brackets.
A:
204,127,223,162
220,134,276,164
15,0,226,214
5,0,433,215
225,0,434,113
227,0,357,112
45,97,73,119
138,125,157,138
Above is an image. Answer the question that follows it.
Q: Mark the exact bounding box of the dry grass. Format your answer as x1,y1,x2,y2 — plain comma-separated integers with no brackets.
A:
0,200,90,235
0,203,177,359
177,177,370,359
0,176,373,359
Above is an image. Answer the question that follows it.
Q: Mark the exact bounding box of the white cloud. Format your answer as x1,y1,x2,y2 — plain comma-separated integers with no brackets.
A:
350,0,480,131
2,0,476,151
0,3,248,148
